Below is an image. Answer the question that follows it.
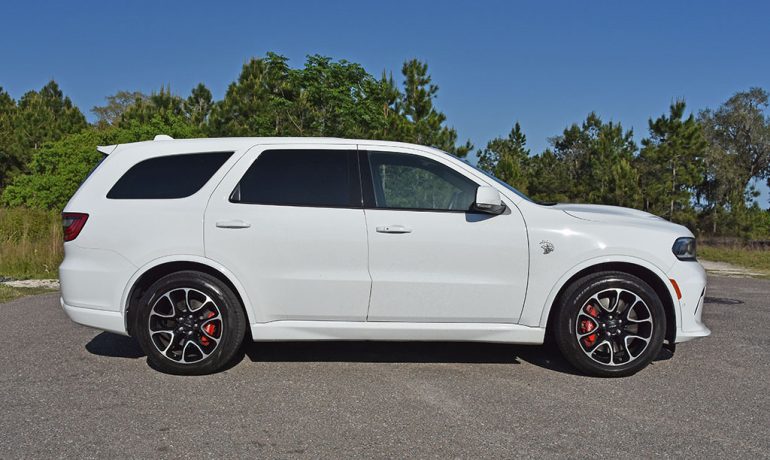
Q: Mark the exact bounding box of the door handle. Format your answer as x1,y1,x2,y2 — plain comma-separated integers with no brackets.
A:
215,220,251,229
376,225,412,234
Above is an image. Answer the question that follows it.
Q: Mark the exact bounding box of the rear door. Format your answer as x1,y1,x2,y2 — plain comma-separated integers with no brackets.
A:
204,144,371,322
360,146,529,323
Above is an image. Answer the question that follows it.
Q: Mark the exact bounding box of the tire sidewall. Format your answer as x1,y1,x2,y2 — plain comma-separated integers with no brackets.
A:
555,273,666,377
134,272,245,375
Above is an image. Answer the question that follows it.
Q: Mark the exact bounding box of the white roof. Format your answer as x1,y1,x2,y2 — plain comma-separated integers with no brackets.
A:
99,136,446,156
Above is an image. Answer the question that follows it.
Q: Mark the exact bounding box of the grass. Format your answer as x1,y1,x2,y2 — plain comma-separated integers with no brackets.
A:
0,207,62,279
699,245,770,275
0,284,57,303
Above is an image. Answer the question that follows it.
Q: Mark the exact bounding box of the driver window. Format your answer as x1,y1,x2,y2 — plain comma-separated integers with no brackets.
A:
367,151,478,211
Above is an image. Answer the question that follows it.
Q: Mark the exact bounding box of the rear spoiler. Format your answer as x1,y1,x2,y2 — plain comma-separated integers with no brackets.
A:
96,144,118,155
96,135,172,156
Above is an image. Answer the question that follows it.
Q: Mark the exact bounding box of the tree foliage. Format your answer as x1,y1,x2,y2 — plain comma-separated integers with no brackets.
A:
0,81,87,188
207,54,471,155
2,114,202,209
91,91,148,127
696,88,770,236
636,101,706,227
1,54,769,239
478,122,530,193
545,113,639,207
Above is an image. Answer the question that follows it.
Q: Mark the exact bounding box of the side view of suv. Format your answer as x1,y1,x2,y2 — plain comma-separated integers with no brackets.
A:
60,136,709,376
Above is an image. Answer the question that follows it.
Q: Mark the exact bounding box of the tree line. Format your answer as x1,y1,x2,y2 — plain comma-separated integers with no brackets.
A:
1,52,769,238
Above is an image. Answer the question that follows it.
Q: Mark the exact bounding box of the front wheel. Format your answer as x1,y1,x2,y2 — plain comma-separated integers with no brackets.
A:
134,271,246,375
554,271,666,377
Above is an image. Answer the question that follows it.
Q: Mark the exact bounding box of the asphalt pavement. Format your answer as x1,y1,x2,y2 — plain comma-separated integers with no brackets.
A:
1,275,768,458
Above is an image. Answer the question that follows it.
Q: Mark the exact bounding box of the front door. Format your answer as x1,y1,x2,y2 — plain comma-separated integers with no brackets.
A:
360,146,529,323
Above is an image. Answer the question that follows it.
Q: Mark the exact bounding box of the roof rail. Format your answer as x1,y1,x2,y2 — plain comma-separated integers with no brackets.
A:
154,134,174,141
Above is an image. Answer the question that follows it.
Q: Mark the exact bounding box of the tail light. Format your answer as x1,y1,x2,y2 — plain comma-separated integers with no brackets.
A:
62,213,89,242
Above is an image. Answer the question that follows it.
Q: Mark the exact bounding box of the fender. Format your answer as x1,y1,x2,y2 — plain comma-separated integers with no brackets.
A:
120,254,258,330
530,254,680,331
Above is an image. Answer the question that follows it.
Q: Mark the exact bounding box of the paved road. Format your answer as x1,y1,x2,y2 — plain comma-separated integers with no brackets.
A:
1,276,768,458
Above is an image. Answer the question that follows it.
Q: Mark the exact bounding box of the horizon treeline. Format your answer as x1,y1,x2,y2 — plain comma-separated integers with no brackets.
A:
1,52,769,238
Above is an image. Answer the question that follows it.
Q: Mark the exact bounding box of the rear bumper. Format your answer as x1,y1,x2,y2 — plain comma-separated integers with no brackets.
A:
668,261,710,343
61,297,128,335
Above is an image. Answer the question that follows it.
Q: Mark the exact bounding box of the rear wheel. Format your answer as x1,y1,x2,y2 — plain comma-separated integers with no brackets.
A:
554,271,666,377
134,271,246,375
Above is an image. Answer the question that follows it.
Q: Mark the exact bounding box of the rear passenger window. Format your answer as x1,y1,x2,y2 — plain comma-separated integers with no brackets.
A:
107,152,233,199
231,149,360,207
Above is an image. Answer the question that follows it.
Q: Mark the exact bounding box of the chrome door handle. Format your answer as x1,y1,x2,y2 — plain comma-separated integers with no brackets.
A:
376,225,412,234
215,220,251,229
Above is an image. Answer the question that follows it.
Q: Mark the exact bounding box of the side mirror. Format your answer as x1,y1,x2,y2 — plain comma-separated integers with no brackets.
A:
472,186,506,214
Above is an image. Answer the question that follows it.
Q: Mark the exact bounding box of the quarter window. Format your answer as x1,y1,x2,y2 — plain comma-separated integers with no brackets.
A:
231,149,360,207
367,151,478,211
107,152,233,199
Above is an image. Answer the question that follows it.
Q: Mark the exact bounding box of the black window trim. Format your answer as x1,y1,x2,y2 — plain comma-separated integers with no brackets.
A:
229,148,364,209
106,151,234,200
359,150,487,214
226,147,491,214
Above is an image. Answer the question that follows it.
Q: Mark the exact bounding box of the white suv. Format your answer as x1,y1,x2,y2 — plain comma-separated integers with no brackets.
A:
60,136,709,376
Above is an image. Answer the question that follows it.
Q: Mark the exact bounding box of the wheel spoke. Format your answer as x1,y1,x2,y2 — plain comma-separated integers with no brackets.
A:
582,340,613,364
181,340,211,363
150,293,177,318
151,330,177,356
200,330,221,344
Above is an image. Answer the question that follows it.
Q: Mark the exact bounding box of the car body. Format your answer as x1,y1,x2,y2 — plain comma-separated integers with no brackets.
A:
60,136,709,375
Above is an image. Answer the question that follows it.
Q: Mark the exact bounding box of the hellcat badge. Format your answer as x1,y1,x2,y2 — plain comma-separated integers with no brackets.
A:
540,240,554,254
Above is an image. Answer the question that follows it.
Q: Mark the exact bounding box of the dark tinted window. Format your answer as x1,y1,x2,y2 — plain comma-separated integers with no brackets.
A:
232,149,360,207
367,151,478,211
107,152,233,199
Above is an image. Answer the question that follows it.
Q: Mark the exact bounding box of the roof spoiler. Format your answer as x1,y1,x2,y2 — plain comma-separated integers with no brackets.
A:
96,144,118,155
96,135,174,156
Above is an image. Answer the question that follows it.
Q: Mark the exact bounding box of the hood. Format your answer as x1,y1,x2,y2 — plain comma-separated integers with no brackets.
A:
552,203,665,222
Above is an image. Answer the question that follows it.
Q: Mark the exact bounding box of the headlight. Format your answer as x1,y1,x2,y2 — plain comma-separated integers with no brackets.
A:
672,237,697,261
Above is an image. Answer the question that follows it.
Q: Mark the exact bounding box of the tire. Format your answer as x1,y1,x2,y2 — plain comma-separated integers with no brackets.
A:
553,271,666,377
134,271,246,375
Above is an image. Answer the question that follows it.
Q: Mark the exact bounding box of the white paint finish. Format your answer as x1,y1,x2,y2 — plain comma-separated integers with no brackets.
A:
667,260,710,341
365,208,528,322
60,298,127,335
59,243,137,312
204,144,371,322
250,320,545,343
59,136,710,349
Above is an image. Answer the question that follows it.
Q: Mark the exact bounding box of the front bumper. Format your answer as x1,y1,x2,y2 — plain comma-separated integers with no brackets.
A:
668,261,710,343
61,298,128,335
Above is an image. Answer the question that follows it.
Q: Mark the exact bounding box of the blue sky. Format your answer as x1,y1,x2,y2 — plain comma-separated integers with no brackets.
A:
2,0,769,203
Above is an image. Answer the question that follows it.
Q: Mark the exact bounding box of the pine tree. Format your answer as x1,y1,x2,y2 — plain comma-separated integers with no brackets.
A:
398,59,472,157
477,122,530,193
637,100,705,225
15,81,87,152
0,87,21,188
548,113,638,206
184,84,213,128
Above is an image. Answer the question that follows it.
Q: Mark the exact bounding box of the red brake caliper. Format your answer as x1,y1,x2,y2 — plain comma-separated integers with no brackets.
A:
199,311,217,346
581,304,600,348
